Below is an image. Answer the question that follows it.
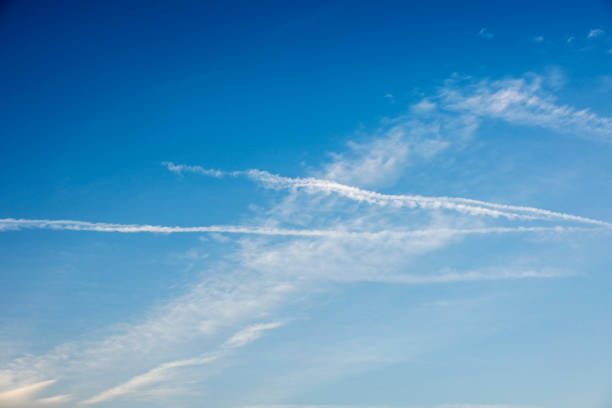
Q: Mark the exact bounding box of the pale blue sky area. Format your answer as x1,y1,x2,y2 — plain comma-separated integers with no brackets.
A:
1,1,612,407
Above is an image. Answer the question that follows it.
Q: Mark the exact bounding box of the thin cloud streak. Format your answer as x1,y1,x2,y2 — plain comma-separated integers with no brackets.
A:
162,161,233,178
163,163,612,228
381,268,569,284
81,322,282,405
80,354,219,406
0,218,595,238
0,379,72,408
222,322,284,349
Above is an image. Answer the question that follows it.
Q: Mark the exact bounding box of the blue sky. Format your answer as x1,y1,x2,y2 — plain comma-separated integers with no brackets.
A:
1,1,612,407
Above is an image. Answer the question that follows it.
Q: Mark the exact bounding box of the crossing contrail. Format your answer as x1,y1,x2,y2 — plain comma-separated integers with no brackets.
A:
163,162,612,228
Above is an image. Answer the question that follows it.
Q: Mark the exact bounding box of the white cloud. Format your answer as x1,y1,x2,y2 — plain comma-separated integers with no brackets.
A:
223,322,284,349
0,217,363,236
478,28,494,39
4,70,606,407
321,133,449,188
81,354,219,405
587,28,605,39
439,74,612,144
383,268,568,284
239,226,571,284
162,162,612,227
162,161,230,178
36,395,73,405
81,322,282,405
0,380,71,408
243,170,612,227
1,218,592,238
411,98,437,113
533,35,544,43
318,113,469,188
3,272,294,407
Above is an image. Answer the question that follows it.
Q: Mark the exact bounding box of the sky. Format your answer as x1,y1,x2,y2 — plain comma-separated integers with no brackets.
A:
1,1,612,407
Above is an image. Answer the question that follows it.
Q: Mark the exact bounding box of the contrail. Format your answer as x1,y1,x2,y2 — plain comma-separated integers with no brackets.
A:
0,218,594,238
163,162,612,228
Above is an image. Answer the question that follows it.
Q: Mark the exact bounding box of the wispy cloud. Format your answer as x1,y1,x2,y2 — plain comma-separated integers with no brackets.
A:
223,322,284,348
318,114,467,188
80,354,219,405
162,164,612,227
2,271,293,408
248,170,610,225
0,217,365,236
0,218,597,238
0,380,71,408
381,268,569,284
587,28,605,39
240,228,572,284
478,28,494,39
162,161,231,177
4,70,607,407
81,322,282,405
439,74,612,144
